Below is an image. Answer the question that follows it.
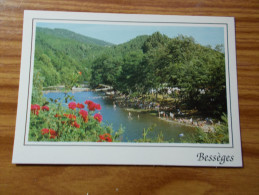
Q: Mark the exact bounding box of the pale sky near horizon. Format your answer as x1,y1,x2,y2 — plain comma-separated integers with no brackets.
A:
37,22,225,48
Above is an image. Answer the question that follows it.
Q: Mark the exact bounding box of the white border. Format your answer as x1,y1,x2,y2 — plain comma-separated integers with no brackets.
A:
12,10,242,166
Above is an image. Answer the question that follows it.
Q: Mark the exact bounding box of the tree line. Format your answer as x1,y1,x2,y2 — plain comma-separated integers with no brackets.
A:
34,28,226,117
90,32,226,117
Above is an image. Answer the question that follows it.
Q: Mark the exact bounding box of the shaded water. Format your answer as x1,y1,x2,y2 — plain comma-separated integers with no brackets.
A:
44,91,195,142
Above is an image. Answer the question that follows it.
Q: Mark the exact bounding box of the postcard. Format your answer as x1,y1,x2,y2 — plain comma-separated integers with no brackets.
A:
12,10,242,166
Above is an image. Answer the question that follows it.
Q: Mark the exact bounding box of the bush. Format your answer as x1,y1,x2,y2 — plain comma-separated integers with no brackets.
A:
29,97,123,142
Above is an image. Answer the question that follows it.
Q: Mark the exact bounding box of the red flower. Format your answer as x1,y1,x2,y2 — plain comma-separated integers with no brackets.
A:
84,100,101,111
31,104,40,110
98,133,112,142
79,110,88,117
79,110,88,122
41,105,49,111
76,103,85,109
94,113,102,123
71,121,80,128
88,102,96,111
63,113,76,120
54,114,61,118
49,129,57,136
95,103,101,110
31,104,40,115
85,100,95,111
84,116,88,123
41,128,58,139
84,100,91,105
68,102,77,110
41,128,49,135
105,137,112,142
78,71,82,75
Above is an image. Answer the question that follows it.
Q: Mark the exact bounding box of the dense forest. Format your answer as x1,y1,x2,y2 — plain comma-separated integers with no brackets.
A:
33,27,226,118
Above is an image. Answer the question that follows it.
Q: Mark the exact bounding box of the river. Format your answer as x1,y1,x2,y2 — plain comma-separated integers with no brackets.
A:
44,91,195,142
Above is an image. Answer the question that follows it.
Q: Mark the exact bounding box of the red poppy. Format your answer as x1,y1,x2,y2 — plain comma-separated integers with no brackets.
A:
68,102,77,110
94,113,102,123
76,103,85,109
41,105,49,111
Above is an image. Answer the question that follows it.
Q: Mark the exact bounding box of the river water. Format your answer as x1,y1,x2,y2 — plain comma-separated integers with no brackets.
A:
44,91,195,142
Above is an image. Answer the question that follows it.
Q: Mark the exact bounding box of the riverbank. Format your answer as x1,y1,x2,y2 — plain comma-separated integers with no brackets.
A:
110,92,218,132
124,107,215,133
158,116,215,133
42,85,217,133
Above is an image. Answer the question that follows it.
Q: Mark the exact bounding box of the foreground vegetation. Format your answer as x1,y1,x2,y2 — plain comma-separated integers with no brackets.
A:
29,97,124,142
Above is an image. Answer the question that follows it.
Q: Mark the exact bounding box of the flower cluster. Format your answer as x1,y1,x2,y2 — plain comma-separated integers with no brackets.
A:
31,99,109,141
76,103,84,109
71,121,80,128
79,110,88,122
63,113,77,120
42,105,49,111
41,128,57,139
31,104,50,115
31,104,40,115
98,133,112,142
68,102,77,110
94,113,102,123
84,100,101,111
62,113,80,128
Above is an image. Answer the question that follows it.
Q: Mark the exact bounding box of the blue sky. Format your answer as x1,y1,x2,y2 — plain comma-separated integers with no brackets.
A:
37,22,225,48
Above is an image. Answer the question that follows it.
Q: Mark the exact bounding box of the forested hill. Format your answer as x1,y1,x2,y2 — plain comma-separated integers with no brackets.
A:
34,27,111,87
36,27,114,46
33,27,226,116
89,32,226,117
33,27,149,87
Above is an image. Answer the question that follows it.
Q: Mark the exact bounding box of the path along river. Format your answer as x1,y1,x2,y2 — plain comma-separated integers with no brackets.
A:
44,91,196,142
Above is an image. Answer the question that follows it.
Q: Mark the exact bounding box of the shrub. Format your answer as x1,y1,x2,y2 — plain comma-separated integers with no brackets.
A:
29,97,123,142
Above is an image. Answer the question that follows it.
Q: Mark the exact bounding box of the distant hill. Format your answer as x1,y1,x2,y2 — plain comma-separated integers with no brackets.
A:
36,27,114,47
